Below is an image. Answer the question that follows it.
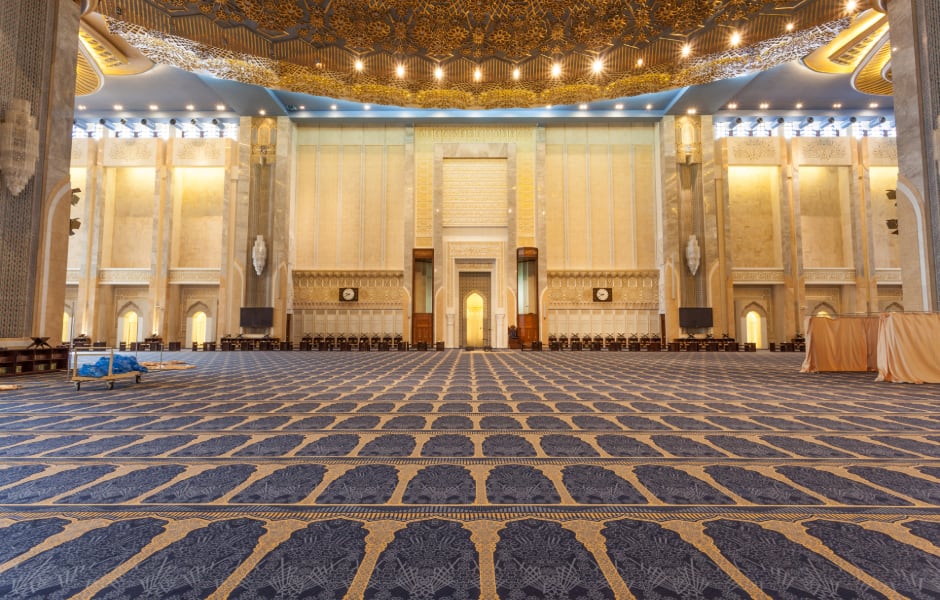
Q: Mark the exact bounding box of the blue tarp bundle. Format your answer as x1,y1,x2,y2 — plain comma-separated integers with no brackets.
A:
77,354,149,378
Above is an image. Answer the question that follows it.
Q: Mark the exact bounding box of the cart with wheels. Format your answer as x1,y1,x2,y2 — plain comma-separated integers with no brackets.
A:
69,348,143,390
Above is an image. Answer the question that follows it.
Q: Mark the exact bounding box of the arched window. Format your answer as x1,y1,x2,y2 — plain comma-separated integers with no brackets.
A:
122,311,139,345
745,310,763,348
191,311,207,345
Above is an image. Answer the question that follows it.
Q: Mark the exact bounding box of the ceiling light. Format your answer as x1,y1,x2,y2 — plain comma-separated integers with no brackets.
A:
833,102,843,109
113,104,123,111
687,108,697,115
759,102,769,110
614,103,624,110
395,64,405,78
645,103,653,110
730,31,742,46
681,44,691,58
786,22,795,32
364,105,371,111
299,105,305,110
354,59,364,72
330,104,337,110
77,104,86,111
591,58,604,74
636,58,644,67
846,0,858,11
149,104,159,111
869,102,879,108
579,104,588,110
186,104,195,111
473,67,482,82
434,66,444,80
727,102,738,109
258,109,266,115
795,102,804,109
545,105,553,110
216,104,225,111
512,67,520,80
551,63,561,78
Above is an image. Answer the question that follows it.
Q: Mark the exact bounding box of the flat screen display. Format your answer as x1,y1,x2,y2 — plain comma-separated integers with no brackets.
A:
679,307,713,329
240,307,274,329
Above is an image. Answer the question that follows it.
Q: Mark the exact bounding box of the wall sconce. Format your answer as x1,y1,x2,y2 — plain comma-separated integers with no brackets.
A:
252,235,267,275
70,188,81,205
0,98,41,196
69,218,81,236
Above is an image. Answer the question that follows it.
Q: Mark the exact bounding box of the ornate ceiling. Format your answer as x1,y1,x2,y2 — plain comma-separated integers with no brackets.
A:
81,0,881,109
803,4,892,95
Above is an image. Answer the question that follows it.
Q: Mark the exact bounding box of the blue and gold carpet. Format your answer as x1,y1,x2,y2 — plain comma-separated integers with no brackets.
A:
1,350,940,598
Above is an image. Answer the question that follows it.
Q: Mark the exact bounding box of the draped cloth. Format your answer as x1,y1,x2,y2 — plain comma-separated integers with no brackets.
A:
876,313,940,383
801,316,879,373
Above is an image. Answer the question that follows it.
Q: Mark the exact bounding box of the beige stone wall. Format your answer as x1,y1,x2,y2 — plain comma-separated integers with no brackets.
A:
171,167,224,269
293,126,406,271
544,125,657,271
799,166,852,268
103,167,155,268
726,166,781,268
869,166,901,269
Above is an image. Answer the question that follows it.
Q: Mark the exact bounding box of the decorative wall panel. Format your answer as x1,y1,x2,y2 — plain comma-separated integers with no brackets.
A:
727,166,782,268
867,137,898,166
170,138,227,166
442,158,508,227
725,137,781,165
795,137,852,165
102,138,159,166
292,270,404,308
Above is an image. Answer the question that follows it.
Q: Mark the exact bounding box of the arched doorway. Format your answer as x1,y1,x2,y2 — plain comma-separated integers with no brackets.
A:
465,293,485,347
745,310,764,348
191,311,207,345
120,311,139,345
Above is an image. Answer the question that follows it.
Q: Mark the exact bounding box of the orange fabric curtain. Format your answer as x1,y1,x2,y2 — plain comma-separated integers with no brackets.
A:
876,313,940,383
801,316,879,373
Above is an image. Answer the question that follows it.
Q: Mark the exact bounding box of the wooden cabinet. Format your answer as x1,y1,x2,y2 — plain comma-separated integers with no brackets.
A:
0,347,69,376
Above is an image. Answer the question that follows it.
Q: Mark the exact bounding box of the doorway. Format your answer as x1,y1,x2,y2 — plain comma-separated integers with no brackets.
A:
459,272,491,348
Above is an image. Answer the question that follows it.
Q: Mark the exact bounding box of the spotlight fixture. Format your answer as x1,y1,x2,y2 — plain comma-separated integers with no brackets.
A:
395,64,405,78
551,63,561,78
730,31,742,46
434,66,444,80
636,58,644,67
591,58,604,74
473,67,482,82
681,44,691,58
846,0,858,11
786,22,795,32
512,68,520,80
354,59,364,72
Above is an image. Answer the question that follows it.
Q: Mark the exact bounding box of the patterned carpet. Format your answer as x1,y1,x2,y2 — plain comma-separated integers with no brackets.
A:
1,349,940,599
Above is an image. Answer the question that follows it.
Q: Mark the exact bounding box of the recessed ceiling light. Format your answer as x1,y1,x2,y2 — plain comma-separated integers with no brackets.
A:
730,31,742,46
512,67,520,80
473,67,482,82
354,59,364,72
795,102,804,109
545,104,553,110
77,104,86,111
113,104,123,111
216,104,226,111
364,104,371,111
846,0,858,11
551,63,561,78
869,102,879,108
395,64,405,78
687,108,697,115
727,102,738,109
681,44,691,58
636,58,644,67
259,109,266,115
330,104,337,110
759,102,769,110
299,105,305,110
591,58,604,74
786,22,795,32
614,103,624,110
434,66,444,80
833,102,843,109
645,103,653,110
579,104,588,110
149,104,159,111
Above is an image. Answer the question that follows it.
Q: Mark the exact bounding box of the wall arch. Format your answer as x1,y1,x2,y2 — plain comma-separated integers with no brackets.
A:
739,302,769,349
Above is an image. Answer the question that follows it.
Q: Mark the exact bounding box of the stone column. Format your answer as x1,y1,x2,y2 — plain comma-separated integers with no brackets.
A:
886,0,940,310
0,1,80,340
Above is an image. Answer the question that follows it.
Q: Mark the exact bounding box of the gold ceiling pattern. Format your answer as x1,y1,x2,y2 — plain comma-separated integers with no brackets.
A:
90,0,863,108
803,5,892,96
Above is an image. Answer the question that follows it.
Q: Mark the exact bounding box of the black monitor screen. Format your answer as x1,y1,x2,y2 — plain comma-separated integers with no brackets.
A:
679,307,713,329
240,307,274,329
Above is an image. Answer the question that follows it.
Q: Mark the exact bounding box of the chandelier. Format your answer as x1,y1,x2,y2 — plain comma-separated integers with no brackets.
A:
0,98,41,196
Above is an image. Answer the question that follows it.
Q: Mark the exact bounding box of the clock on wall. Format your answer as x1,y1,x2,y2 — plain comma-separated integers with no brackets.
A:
340,287,359,302
593,287,612,302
